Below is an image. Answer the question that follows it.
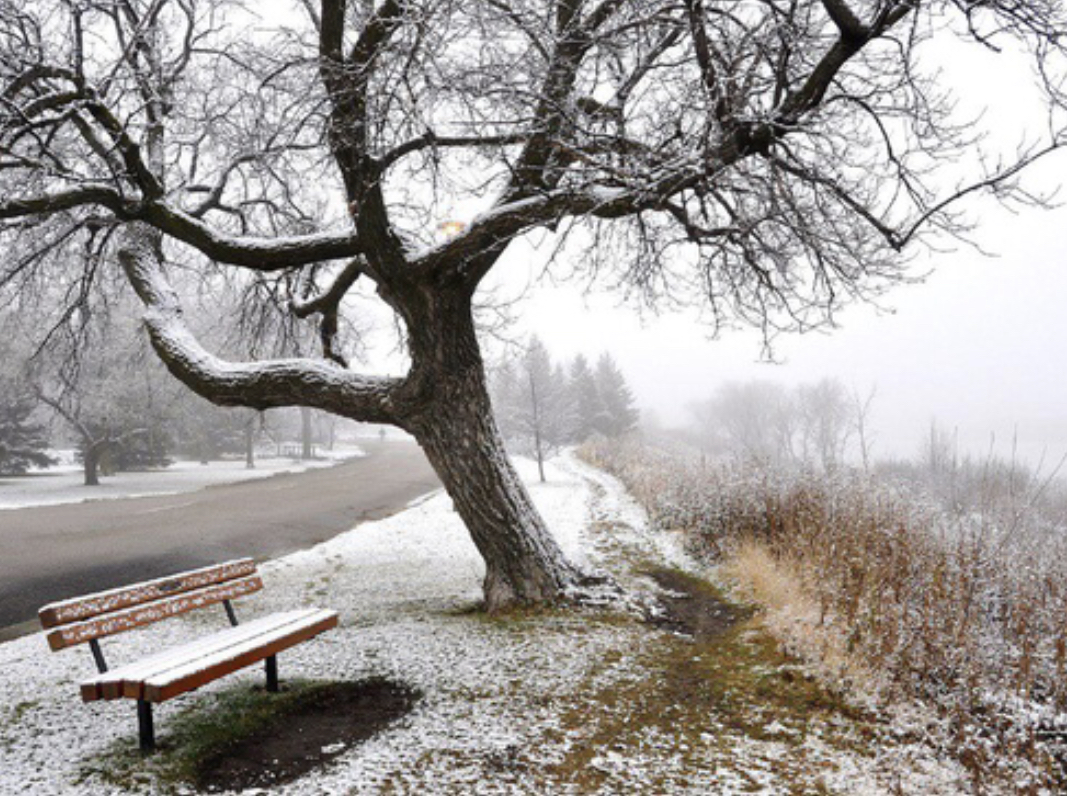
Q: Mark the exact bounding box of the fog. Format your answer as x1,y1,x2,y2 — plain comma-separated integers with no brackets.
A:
504,182,1067,469
471,34,1067,471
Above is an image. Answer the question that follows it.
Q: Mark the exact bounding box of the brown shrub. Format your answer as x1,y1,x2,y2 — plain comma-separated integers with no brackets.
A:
580,437,1067,790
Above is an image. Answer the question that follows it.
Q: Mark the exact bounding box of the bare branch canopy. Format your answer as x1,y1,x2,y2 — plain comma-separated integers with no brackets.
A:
2,0,1065,608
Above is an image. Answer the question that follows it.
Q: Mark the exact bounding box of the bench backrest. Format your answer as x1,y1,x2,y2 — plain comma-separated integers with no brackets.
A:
39,559,262,651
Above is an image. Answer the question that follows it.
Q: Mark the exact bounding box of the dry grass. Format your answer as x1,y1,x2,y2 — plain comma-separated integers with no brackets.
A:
722,541,881,700
581,436,1067,792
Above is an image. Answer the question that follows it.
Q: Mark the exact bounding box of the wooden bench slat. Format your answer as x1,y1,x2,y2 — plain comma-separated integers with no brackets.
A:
46,575,263,651
38,558,257,628
141,609,338,702
79,609,326,702
43,557,338,752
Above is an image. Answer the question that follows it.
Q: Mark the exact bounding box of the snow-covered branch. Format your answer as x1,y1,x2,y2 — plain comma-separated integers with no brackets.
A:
118,226,401,425
0,188,364,269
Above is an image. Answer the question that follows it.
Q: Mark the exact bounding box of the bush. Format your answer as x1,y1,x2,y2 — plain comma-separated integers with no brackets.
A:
580,436,1067,790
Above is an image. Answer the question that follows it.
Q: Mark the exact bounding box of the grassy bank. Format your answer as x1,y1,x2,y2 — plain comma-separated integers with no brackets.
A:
581,437,1067,792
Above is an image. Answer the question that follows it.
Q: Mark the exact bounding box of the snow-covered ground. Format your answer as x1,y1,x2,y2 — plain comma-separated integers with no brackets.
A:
0,453,972,794
0,446,365,511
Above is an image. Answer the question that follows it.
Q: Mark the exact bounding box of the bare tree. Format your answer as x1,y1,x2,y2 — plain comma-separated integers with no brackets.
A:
795,378,852,471
701,380,797,465
2,0,1065,609
31,333,170,485
491,337,572,482
851,384,877,471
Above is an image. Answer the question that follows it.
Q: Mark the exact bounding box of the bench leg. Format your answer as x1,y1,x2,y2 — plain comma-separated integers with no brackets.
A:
137,699,155,753
265,655,279,693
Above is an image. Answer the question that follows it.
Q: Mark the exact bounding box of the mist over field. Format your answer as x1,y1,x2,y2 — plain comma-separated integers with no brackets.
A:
507,192,1067,471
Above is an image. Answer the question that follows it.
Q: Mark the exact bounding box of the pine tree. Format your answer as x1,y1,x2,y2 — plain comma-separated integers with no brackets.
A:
594,353,639,437
0,379,54,475
488,359,522,441
567,354,602,443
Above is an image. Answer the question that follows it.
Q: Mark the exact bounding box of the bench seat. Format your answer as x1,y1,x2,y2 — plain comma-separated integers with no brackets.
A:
80,608,338,703
42,558,339,751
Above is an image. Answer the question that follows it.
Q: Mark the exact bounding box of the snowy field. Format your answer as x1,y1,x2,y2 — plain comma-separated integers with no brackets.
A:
0,446,365,511
0,454,973,794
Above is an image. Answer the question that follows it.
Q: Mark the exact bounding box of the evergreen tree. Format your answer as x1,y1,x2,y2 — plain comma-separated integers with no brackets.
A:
567,354,602,443
594,354,639,437
170,398,250,463
0,379,54,475
488,359,521,440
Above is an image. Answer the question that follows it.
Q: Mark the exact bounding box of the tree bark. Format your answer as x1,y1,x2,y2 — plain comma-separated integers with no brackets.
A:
410,385,579,612
83,441,102,486
400,290,579,612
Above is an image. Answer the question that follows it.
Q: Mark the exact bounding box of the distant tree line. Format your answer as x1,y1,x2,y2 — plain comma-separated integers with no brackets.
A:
0,268,346,482
686,378,875,472
490,337,639,481
0,330,342,482
0,372,340,482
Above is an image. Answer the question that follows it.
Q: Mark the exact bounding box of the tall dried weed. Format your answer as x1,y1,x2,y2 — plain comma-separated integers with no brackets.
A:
581,436,1067,791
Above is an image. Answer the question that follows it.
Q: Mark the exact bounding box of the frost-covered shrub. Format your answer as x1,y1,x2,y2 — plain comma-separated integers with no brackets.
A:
580,436,1067,789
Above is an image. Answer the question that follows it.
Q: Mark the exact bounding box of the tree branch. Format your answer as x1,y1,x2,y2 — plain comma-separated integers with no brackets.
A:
118,225,401,424
291,258,364,318
0,186,364,269
378,131,529,172
819,0,868,41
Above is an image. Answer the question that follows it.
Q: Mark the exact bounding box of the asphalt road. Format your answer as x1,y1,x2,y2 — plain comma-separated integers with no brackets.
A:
0,440,440,637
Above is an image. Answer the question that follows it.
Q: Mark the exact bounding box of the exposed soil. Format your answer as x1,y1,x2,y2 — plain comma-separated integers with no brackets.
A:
645,567,751,640
195,678,419,792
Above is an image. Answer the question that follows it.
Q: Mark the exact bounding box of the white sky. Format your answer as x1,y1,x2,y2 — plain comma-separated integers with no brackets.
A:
503,186,1067,467
472,29,1067,469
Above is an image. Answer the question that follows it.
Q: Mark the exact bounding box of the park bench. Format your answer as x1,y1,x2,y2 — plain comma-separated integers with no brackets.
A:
38,558,338,752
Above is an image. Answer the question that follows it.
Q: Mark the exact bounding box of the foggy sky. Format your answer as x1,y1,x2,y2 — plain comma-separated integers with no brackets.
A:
485,33,1067,470
348,25,1067,469
505,185,1067,469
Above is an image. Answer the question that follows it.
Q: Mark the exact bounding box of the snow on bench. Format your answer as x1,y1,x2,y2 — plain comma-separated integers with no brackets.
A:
39,558,338,752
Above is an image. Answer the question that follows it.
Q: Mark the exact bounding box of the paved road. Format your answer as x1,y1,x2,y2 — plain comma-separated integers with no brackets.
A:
0,441,439,636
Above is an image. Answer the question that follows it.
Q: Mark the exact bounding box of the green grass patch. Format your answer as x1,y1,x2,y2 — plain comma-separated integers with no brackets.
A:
79,681,317,792
542,572,886,793
8,699,40,725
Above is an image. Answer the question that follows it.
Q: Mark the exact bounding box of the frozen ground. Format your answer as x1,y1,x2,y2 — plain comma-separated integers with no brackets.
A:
0,453,975,794
0,446,365,511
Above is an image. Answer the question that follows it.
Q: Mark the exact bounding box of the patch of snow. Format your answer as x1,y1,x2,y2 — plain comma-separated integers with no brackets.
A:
0,450,976,795
0,446,365,511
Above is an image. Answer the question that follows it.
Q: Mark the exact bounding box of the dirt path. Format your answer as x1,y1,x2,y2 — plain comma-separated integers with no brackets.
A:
0,441,439,635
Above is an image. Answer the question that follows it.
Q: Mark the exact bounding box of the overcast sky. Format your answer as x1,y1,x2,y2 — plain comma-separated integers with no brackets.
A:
343,21,1067,469
502,183,1067,468
473,32,1067,470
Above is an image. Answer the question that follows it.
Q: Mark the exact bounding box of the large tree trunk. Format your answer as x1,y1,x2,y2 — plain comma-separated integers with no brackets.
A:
122,221,585,612
411,387,579,612
401,289,580,612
